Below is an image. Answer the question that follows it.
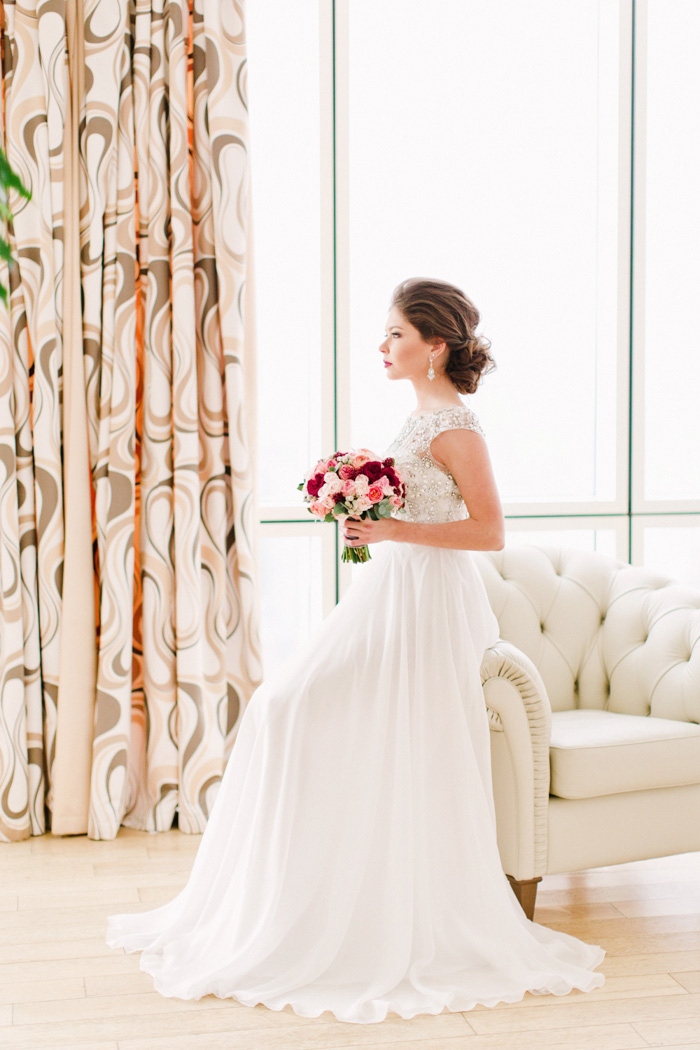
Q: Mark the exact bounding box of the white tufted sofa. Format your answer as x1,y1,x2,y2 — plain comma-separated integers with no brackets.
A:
472,544,700,920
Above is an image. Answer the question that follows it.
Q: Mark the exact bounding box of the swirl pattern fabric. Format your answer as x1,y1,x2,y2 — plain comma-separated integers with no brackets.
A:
0,0,68,840
0,0,261,842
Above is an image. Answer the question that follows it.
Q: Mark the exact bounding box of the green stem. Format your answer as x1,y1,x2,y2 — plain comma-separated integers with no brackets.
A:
341,543,371,564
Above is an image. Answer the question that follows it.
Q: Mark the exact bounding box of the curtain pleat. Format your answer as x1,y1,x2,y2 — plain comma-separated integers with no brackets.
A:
80,0,139,839
0,0,68,840
0,0,261,842
52,0,97,836
196,0,262,746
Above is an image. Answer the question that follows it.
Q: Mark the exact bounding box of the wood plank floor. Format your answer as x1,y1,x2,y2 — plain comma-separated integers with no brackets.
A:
1,829,699,1050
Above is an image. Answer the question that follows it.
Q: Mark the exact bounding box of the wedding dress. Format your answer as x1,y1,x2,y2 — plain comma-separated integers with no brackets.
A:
106,404,606,1024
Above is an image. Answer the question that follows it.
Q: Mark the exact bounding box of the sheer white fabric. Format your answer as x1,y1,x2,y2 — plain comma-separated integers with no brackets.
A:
106,405,605,1024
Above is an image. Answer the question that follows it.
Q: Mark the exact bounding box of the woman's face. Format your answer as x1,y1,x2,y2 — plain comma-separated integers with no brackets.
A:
379,307,441,381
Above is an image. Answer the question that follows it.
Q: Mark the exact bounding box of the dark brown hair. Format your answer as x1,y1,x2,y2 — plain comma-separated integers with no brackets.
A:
389,277,496,394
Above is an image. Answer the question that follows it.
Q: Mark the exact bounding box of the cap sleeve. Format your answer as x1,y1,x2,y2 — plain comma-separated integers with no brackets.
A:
429,405,486,440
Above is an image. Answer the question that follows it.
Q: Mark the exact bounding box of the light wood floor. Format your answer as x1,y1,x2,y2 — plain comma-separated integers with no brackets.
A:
1,830,699,1050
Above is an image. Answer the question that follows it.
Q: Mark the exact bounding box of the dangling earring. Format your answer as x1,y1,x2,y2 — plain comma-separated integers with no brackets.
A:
427,355,435,381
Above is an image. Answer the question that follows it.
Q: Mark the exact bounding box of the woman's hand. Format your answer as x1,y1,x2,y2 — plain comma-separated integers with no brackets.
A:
342,515,398,547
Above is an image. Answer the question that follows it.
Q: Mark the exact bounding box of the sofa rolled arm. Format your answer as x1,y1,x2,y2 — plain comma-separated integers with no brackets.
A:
480,639,552,877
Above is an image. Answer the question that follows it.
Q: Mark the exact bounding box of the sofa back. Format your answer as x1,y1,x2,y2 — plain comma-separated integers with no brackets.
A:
474,545,700,724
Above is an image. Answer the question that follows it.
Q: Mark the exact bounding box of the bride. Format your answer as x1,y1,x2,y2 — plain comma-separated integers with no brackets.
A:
106,276,606,1024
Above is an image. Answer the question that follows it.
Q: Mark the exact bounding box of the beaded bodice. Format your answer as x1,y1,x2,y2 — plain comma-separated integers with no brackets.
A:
385,405,485,524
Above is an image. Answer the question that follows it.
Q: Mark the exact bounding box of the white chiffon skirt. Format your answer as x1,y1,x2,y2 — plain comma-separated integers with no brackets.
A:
106,541,606,1024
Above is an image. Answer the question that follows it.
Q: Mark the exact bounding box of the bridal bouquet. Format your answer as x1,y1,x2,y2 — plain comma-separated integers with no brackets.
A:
298,449,406,563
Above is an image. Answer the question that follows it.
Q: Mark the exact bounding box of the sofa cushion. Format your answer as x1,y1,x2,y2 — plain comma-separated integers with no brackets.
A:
549,709,700,799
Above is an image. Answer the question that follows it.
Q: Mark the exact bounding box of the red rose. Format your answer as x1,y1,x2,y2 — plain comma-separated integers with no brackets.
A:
307,473,325,497
363,461,383,482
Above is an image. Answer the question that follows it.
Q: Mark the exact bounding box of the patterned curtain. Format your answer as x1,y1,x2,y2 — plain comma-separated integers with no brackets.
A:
0,0,261,843
0,0,69,841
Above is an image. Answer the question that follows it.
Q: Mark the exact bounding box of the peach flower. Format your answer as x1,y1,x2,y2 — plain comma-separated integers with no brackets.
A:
351,449,374,469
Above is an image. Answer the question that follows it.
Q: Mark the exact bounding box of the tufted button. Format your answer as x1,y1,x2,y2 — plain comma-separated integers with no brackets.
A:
600,614,606,625
540,622,545,632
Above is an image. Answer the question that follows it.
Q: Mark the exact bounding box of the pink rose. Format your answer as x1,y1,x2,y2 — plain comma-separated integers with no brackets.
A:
351,449,373,468
310,496,334,517
341,479,356,496
390,494,403,507
368,484,384,503
338,464,355,480
322,473,343,494
355,496,372,513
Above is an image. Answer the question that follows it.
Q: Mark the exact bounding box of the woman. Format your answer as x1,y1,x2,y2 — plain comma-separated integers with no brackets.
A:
107,277,606,1024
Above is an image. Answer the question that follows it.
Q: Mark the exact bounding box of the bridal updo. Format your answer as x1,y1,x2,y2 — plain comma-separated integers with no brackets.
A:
389,277,496,394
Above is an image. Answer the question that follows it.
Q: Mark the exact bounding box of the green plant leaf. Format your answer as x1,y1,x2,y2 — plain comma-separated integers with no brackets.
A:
0,151,31,200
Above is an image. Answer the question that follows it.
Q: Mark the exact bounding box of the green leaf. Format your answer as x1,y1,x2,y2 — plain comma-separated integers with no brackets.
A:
0,151,31,200
332,502,347,515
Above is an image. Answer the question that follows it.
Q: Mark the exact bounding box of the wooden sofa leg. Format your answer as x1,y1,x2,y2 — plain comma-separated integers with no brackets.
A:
506,874,542,920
